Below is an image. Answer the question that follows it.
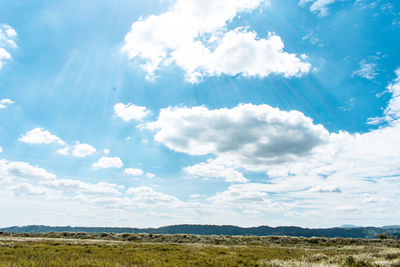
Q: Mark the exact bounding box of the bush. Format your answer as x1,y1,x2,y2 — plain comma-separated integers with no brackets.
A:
343,256,371,267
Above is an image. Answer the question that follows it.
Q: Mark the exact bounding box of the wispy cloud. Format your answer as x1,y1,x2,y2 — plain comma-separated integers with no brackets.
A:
299,0,336,17
0,24,17,69
352,62,378,80
368,67,400,124
0,98,14,109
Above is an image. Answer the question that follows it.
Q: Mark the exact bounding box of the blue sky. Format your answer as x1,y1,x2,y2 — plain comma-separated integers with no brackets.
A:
1,0,400,227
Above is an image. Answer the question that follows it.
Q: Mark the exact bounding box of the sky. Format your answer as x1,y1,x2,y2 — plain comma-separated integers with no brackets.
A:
0,0,400,228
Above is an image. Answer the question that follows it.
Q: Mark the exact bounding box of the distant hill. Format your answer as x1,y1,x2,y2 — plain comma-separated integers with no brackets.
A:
339,224,363,228
1,224,400,239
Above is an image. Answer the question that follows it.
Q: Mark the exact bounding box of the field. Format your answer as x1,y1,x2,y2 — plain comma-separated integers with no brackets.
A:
1,232,400,266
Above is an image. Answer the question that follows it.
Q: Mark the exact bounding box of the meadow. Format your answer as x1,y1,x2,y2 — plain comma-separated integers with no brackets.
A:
1,232,400,266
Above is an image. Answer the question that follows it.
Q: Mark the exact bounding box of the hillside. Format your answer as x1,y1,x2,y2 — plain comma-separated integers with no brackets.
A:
1,224,400,239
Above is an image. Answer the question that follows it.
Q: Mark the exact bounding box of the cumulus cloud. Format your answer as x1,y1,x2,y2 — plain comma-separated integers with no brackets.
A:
40,179,123,196
352,62,378,80
0,24,17,69
123,0,310,83
19,128,65,145
209,183,269,205
56,142,96,158
0,98,14,109
19,129,96,158
57,142,96,158
126,186,179,204
0,159,56,183
143,67,400,207
184,159,248,183
204,68,400,222
0,157,183,213
123,168,144,176
173,29,311,83
0,157,190,222
11,183,49,196
92,157,123,169
71,143,96,158
114,103,149,122
146,103,329,180
299,0,336,16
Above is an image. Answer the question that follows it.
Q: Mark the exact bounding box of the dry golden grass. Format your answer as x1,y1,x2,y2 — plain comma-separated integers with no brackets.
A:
1,232,400,266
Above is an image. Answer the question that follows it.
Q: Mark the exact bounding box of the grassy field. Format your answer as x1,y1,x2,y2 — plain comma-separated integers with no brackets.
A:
1,232,400,266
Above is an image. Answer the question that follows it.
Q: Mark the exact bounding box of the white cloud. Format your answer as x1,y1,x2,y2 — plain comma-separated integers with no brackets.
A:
352,62,378,80
0,157,193,226
71,142,96,158
382,68,400,123
40,179,123,196
20,128,96,158
354,0,378,9
19,128,65,145
0,158,124,199
114,103,149,122
0,98,14,109
146,103,329,177
92,157,123,169
104,149,110,155
123,0,310,83
0,99,14,104
0,48,11,68
123,168,144,176
172,29,311,83
209,183,268,204
11,183,49,196
302,30,323,46
367,67,400,124
0,24,17,69
146,173,155,179
299,0,336,17
207,183,281,214
0,147,2,153
309,185,342,193
56,147,70,156
56,143,96,158
126,186,178,204
0,159,56,183
184,159,248,183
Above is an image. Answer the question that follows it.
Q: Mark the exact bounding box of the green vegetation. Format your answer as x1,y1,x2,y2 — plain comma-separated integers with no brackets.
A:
3,224,400,239
1,232,400,266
